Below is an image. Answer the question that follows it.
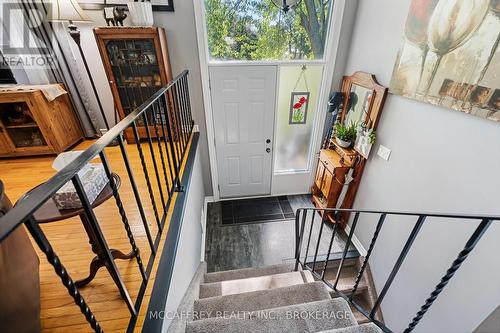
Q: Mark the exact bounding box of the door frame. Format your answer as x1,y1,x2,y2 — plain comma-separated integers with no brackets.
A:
193,0,355,201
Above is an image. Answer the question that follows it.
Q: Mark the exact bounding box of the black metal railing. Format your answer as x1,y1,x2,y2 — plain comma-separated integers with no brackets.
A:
0,70,194,332
294,208,499,333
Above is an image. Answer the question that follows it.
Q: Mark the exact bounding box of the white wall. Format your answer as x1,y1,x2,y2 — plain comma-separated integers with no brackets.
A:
77,3,213,195
343,0,500,332
161,139,205,331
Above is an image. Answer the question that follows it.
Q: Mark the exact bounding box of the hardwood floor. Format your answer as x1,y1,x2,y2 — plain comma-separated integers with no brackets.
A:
0,137,192,333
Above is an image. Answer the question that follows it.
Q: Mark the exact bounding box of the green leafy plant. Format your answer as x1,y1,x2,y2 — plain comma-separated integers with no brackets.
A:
335,121,358,142
368,129,376,144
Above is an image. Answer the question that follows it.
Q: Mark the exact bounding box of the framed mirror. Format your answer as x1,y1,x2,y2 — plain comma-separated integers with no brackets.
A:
340,72,387,130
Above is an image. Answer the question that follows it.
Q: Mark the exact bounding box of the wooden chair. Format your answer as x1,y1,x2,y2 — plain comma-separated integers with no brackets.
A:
0,180,41,333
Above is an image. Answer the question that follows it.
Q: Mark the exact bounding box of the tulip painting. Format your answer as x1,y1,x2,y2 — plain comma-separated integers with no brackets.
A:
289,92,310,124
404,0,440,86
390,0,500,123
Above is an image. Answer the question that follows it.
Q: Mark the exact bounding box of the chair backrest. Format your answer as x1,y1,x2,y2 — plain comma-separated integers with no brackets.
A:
0,179,41,333
0,180,13,217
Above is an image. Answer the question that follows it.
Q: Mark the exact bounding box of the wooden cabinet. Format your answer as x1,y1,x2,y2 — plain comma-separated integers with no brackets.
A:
311,149,351,226
0,87,82,157
94,27,174,143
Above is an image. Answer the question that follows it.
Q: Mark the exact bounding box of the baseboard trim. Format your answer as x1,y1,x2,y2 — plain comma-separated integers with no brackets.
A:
200,196,214,261
344,222,367,257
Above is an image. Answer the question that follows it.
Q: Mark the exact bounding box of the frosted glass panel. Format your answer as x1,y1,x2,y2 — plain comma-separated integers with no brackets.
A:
275,65,323,172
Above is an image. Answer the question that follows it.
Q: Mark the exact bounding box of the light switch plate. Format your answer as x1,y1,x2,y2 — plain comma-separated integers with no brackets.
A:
377,145,391,161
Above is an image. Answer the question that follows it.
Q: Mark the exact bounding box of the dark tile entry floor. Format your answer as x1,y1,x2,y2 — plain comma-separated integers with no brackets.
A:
205,194,358,273
221,196,295,225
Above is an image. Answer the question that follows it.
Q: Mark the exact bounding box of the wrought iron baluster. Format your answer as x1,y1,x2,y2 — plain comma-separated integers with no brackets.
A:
142,111,166,210
294,210,300,257
332,212,360,290
132,121,162,229
294,209,308,271
152,101,172,200
174,80,187,156
172,81,186,157
172,82,185,153
178,75,190,139
350,213,386,299
72,175,136,316
166,89,182,168
182,75,194,132
169,86,184,161
321,218,339,280
158,97,176,193
370,215,427,318
99,150,147,281
173,80,187,148
404,219,493,333
25,217,103,333
164,92,184,192
117,134,155,253
303,210,316,267
311,213,326,272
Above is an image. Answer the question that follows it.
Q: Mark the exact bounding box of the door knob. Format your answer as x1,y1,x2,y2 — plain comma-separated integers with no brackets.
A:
266,139,271,144
266,148,271,153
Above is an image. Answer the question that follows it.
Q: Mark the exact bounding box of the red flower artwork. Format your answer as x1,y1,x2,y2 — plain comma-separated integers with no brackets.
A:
290,93,309,124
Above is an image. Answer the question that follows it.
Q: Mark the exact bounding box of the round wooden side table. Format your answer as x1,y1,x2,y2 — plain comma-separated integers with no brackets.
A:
26,173,134,288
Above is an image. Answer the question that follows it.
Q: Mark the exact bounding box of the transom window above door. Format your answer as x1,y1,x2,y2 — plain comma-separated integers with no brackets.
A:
204,0,333,61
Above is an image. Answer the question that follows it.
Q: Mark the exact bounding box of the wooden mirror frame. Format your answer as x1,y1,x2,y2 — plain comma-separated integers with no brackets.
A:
338,72,388,223
340,71,388,130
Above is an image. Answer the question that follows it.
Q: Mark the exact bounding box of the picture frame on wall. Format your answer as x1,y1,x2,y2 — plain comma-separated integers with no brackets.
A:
79,0,174,12
354,128,373,159
289,92,309,125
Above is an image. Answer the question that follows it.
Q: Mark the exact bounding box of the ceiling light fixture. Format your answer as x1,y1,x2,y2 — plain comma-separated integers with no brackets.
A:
271,0,301,13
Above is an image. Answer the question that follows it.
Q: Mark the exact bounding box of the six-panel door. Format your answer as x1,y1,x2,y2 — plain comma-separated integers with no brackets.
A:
210,66,277,198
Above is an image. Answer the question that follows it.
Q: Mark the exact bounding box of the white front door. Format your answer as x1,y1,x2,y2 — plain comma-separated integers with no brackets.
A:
210,66,277,198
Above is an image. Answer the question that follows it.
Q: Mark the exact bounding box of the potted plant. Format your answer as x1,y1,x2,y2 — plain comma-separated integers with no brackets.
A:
128,0,154,26
334,121,358,148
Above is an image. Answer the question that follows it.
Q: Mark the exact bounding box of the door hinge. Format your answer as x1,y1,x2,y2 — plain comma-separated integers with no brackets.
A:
218,184,220,192
208,79,212,91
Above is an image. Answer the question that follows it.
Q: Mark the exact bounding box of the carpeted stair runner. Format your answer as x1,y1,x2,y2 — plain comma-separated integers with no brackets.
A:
194,281,331,319
171,264,384,333
186,298,357,333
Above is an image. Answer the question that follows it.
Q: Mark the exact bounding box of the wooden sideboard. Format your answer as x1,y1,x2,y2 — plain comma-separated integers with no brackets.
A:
0,86,82,157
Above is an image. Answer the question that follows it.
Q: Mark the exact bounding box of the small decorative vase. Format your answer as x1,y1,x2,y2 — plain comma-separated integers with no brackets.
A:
336,137,351,148
127,2,154,26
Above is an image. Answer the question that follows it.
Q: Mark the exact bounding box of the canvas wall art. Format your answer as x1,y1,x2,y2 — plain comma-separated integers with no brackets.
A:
390,0,500,122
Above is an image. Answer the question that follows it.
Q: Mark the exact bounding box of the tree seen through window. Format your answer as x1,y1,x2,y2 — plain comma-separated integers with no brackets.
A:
205,0,333,61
